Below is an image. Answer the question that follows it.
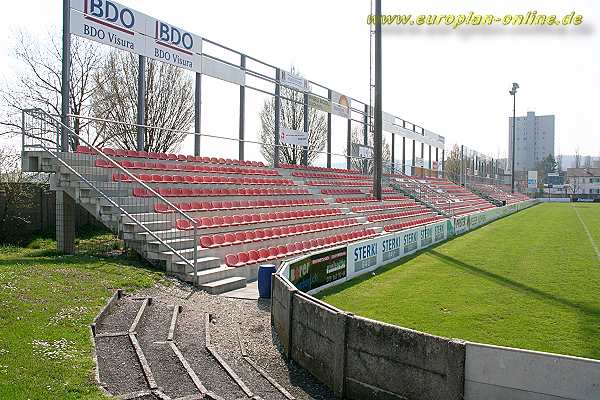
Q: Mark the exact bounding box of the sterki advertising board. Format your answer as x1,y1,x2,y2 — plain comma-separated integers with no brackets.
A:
346,220,451,277
288,247,347,292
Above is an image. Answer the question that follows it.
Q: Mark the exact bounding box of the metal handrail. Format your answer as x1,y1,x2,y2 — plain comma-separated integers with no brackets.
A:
22,108,200,284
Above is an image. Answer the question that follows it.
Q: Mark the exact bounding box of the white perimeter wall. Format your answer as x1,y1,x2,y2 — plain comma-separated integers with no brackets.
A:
465,342,600,400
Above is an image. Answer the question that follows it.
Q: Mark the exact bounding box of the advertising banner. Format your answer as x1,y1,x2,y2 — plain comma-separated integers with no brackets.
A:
331,91,351,118
281,70,309,92
145,17,202,73
308,94,332,113
454,215,470,234
347,220,450,277
201,56,245,86
528,171,538,189
69,0,147,55
288,247,347,292
280,127,308,146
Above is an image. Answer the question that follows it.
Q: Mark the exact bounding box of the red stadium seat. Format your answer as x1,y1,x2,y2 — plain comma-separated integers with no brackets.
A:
200,236,213,248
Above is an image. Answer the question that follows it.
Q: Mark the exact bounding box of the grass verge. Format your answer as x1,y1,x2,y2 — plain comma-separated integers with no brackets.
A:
0,228,164,399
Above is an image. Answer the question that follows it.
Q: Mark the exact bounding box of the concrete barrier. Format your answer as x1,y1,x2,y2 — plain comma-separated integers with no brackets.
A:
271,274,466,399
465,342,600,400
345,316,465,400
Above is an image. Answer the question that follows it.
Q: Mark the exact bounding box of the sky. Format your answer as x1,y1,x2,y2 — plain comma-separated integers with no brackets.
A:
1,0,599,163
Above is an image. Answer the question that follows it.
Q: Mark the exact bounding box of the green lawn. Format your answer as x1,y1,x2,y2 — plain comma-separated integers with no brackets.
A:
319,203,600,359
0,229,164,399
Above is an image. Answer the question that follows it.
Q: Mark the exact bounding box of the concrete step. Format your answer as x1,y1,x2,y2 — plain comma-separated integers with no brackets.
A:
198,276,247,295
183,263,260,285
168,256,222,275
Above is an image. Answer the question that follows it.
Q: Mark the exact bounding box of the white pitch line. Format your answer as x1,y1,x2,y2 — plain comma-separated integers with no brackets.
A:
572,204,600,263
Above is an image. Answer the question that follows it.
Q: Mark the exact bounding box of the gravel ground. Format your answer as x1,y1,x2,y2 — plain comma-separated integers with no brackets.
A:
136,301,197,397
95,335,148,394
94,280,335,400
94,297,142,334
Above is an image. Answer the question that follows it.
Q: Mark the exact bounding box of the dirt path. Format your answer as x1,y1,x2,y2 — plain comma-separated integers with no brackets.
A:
92,281,335,400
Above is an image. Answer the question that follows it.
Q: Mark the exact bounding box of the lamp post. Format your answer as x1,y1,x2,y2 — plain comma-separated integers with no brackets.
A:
509,82,519,193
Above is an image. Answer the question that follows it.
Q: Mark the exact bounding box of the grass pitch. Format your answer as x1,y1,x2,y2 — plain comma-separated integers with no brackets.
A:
319,203,600,360
0,229,164,399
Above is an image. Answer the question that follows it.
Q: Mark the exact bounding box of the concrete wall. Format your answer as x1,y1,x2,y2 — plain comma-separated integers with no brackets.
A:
271,274,466,400
345,316,464,400
465,343,600,400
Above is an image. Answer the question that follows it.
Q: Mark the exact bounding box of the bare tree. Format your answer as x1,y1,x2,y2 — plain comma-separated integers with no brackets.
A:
259,75,327,165
91,51,194,152
443,144,461,184
0,30,104,144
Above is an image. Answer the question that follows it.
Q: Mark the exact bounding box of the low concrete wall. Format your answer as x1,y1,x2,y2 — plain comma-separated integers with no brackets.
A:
465,343,600,400
345,316,464,400
271,274,466,399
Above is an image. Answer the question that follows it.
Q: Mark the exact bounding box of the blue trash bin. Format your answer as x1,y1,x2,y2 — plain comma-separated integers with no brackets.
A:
257,264,277,298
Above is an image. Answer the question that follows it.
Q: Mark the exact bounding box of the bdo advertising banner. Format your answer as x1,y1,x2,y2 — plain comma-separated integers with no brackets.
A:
70,0,147,55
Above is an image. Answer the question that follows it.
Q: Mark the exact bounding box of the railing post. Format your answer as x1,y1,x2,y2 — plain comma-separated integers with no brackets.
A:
326,90,332,168
239,55,246,161
193,224,198,287
194,73,202,156
274,68,281,168
21,110,26,153
60,0,70,152
136,55,146,151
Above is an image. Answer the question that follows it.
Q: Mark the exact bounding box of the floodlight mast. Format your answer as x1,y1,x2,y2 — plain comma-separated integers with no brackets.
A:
509,82,519,194
373,0,383,200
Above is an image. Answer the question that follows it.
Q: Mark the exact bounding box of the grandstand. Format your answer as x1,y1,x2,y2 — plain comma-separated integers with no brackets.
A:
20,136,530,295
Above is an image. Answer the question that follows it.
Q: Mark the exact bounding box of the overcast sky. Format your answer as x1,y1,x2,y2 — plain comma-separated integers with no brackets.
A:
1,0,599,162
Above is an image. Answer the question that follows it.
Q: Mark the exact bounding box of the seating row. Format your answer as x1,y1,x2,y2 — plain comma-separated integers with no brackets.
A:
280,163,361,174
306,180,371,187
351,202,416,213
200,218,359,248
76,146,266,167
95,159,278,176
335,197,378,204
176,208,343,230
113,174,294,186
132,187,310,197
155,198,325,213
224,229,377,267
292,171,368,180
321,188,363,195
76,146,265,167
367,209,430,223
383,216,445,232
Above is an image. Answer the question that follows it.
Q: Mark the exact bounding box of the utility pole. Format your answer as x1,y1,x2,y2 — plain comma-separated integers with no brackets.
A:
372,0,383,200
509,82,519,193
